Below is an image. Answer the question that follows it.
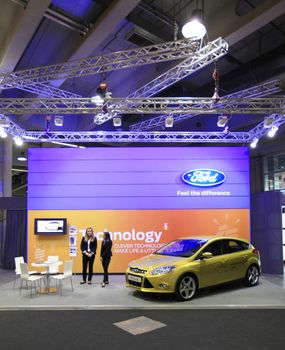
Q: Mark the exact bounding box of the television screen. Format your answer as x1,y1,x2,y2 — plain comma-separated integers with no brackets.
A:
34,218,67,235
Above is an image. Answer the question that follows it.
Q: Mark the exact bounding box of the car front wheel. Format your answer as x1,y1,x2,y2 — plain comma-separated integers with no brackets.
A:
244,265,260,286
175,274,197,301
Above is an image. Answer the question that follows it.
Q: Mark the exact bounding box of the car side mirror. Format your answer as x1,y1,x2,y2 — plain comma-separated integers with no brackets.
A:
201,252,213,259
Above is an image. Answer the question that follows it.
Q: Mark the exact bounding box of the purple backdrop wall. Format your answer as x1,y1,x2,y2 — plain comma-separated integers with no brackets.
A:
28,146,250,210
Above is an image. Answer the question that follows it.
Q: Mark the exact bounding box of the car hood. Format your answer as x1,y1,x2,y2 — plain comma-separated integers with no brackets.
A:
129,254,186,271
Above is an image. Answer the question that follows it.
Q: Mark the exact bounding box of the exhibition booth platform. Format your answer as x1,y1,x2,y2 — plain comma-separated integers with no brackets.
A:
1,269,284,310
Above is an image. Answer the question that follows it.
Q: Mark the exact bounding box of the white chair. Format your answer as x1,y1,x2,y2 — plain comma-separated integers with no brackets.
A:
14,256,37,288
41,255,59,275
19,263,44,297
50,260,74,295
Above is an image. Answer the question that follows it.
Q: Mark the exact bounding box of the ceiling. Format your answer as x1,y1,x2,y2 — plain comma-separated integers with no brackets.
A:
0,0,285,145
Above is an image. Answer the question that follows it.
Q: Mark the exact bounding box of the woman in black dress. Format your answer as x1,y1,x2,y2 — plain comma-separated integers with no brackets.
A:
80,227,97,284
100,231,112,287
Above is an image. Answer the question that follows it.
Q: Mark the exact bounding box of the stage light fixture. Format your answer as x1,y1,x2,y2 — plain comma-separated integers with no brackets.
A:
105,91,112,99
165,116,174,128
14,136,23,146
217,115,228,127
250,138,259,148
182,9,207,40
91,95,104,106
113,116,122,127
267,125,278,137
0,125,7,138
263,116,274,128
17,152,27,162
54,115,64,127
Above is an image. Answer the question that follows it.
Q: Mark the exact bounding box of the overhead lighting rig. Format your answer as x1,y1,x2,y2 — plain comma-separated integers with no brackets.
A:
165,116,174,128
217,115,228,128
54,115,64,127
113,116,122,127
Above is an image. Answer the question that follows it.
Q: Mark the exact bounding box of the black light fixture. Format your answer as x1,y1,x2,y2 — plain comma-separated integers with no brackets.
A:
17,151,27,162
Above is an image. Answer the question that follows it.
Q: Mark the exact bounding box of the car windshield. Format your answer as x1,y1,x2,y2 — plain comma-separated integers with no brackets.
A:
155,239,208,257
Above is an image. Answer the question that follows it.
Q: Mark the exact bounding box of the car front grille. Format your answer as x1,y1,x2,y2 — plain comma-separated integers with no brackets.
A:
128,280,142,287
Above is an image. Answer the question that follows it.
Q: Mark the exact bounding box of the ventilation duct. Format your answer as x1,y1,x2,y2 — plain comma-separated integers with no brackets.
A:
125,25,163,46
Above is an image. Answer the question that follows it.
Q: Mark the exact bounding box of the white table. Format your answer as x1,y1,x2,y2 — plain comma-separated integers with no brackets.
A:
31,261,63,293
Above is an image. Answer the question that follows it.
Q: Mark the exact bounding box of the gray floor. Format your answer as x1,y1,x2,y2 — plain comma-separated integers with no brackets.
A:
0,269,284,310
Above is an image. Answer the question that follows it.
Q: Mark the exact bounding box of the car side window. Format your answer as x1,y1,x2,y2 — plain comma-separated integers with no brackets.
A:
203,241,223,256
223,240,247,254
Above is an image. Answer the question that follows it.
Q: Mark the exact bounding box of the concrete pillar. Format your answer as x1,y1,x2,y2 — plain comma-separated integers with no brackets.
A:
0,137,12,267
1,137,12,197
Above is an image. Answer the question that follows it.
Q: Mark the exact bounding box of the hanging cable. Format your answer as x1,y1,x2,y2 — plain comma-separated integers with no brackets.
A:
212,61,220,102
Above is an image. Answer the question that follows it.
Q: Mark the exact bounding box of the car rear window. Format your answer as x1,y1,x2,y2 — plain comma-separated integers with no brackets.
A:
223,239,249,254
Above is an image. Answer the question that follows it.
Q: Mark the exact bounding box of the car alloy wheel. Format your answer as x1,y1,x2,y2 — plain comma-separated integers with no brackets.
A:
245,265,259,286
175,274,197,301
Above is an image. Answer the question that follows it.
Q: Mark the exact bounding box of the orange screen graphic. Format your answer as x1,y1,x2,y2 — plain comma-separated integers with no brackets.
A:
28,209,250,273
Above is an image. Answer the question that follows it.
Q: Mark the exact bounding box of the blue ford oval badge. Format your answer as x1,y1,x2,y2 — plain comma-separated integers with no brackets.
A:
182,169,226,187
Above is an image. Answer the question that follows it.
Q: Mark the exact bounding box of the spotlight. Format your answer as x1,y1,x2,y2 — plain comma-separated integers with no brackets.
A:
113,116,122,127
212,87,220,102
0,125,7,138
91,95,104,106
105,91,112,99
14,136,23,146
165,116,174,128
17,152,27,162
182,9,207,40
250,138,259,148
267,125,278,137
54,115,64,127
217,115,228,127
264,116,274,128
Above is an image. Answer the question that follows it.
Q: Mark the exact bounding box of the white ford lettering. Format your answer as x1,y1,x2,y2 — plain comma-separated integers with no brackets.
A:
190,171,218,183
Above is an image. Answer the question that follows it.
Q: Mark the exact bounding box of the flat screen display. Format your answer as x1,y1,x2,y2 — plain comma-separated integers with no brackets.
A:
34,218,67,235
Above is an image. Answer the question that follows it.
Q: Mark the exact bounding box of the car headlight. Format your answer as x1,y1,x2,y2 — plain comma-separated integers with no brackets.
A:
150,266,176,276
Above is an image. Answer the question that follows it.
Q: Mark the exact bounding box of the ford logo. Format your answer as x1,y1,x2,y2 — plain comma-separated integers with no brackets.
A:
182,169,226,187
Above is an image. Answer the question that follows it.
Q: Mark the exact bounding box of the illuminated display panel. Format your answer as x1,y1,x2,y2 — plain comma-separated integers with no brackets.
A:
28,147,250,272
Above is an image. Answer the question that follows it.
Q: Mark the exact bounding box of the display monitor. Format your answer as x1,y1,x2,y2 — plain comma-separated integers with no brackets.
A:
34,218,67,235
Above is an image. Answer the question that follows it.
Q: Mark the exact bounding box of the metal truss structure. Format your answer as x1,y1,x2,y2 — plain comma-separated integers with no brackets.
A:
8,82,81,98
0,38,200,88
94,37,229,124
249,114,285,139
0,96,284,115
2,113,285,144
130,79,283,131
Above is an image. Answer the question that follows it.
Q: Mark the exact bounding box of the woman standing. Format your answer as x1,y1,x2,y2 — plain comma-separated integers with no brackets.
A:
80,227,97,285
100,231,112,287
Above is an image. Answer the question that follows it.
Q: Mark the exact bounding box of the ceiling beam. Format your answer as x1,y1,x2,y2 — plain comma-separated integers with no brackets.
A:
0,0,51,73
207,0,285,45
15,0,140,124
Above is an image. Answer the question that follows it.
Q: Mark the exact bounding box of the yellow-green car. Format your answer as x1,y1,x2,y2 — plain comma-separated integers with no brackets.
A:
126,236,261,301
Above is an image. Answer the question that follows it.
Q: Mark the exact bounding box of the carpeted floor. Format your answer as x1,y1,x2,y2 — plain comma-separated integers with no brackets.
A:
1,309,285,350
